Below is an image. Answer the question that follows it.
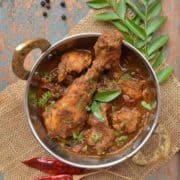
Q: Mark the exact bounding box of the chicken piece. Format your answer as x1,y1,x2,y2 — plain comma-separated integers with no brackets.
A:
97,76,121,92
58,50,92,82
43,31,123,138
31,75,65,98
112,107,141,133
84,126,115,153
86,104,114,153
88,103,111,127
108,64,122,80
120,80,144,102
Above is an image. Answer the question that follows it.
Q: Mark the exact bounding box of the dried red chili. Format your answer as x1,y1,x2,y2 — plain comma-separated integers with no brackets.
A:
35,174,72,180
22,157,83,175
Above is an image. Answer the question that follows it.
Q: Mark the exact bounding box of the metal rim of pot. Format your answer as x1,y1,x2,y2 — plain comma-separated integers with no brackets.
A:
12,33,160,169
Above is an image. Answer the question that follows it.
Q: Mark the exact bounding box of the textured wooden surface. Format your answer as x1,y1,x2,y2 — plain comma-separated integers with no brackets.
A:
0,0,179,179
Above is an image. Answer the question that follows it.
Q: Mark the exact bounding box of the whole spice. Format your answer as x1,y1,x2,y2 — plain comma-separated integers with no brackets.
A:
43,12,48,17
22,157,84,175
41,1,46,7
45,0,50,3
61,14,67,21
60,1,66,8
23,158,131,179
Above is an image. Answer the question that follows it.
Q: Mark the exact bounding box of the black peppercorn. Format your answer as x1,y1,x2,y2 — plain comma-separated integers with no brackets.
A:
46,4,51,9
61,14,67,20
43,12,48,17
40,1,46,7
60,1,66,8
45,0,50,3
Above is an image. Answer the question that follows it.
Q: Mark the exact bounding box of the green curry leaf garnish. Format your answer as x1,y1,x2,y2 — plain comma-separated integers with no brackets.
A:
73,132,84,144
115,135,128,145
88,89,121,122
91,133,102,143
94,90,121,102
90,101,105,122
29,90,53,110
141,100,157,111
121,73,132,80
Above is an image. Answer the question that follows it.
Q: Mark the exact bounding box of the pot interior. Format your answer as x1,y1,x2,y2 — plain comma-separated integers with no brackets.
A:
25,34,159,168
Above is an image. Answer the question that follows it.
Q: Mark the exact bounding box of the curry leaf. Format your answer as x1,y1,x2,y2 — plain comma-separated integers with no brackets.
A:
147,0,162,20
115,135,128,145
91,133,102,143
90,101,104,122
124,34,134,44
141,0,148,6
107,0,116,9
152,50,165,69
148,51,159,61
135,36,152,49
87,0,109,9
95,12,120,21
111,20,129,33
146,16,166,35
148,35,168,55
94,90,121,102
126,0,145,20
117,0,126,19
141,100,157,111
133,16,141,25
73,132,84,144
156,66,174,84
141,101,152,111
87,0,109,8
121,73,132,80
135,40,145,49
125,19,147,40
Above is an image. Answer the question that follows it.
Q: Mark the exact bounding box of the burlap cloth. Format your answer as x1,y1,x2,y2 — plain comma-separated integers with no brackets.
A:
0,10,180,180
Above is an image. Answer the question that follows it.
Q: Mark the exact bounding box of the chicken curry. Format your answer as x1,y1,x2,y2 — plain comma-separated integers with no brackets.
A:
28,31,157,157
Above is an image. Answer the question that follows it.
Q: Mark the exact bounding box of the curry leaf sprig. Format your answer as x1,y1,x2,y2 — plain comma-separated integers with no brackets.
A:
87,0,173,84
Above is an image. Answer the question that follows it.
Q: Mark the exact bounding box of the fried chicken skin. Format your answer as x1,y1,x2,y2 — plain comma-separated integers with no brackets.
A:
85,103,115,153
112,107,141,133
120,79,144,102
58,50,92,83
84,126,115,154
43,31,123,138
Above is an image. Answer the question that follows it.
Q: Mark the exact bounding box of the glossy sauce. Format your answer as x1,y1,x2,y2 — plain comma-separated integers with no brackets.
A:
28,47,157,157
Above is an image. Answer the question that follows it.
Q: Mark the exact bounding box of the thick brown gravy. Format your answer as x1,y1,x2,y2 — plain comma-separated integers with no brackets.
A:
28,47,157,157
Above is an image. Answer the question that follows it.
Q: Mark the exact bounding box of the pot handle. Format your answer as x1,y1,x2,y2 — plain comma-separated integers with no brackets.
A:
132,124,171,166
12,39,51,80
